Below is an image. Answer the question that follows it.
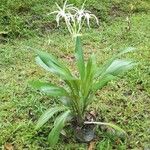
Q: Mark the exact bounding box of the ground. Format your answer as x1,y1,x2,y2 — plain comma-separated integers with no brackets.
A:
0,1,150,150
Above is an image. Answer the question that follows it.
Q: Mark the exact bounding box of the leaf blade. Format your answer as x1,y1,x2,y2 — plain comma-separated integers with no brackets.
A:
35,50,75,80
103,59,135,76
84,121,126,134
92,74,116,92
95,47,136,78
29,80,69,97
35,106,67,130
48,110,71,146
75,36,85,80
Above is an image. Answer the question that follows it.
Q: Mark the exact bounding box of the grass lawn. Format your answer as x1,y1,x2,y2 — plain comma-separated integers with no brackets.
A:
0,8,150,150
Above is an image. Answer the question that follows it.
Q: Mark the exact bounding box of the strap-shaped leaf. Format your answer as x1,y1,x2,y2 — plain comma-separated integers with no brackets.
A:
35,50,75,80
92,74,116,92
29,80,69,97
60,96,72,107
48,110,71,146
84,121,126,134
117,47,136,56
95,47,136,78
35,106,67,130
86,54,94,79
86,54,97,82
103,59,135,76
83,54,96,97
75,36,85,80
93,59,136,93
36,50,69,72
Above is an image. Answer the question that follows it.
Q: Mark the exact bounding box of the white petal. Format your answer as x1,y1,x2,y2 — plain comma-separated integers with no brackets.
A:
55,3,63,11
84,10,91,14
85,13,90,27
56,14,61,26
63,0,68,11
81,0,86,10
66,4,74,7
48,11,59,15
67,6,78,12
90,14,99,25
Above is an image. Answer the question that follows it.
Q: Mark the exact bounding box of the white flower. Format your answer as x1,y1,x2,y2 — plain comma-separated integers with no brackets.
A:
49,0,99,37
84,13,99,27
75,4,99,28
50,0,74,27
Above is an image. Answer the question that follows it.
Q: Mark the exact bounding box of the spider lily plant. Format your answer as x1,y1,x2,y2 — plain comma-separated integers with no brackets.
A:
29,1,136,146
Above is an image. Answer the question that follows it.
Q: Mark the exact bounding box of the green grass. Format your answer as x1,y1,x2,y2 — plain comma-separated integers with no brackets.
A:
0,2,150,150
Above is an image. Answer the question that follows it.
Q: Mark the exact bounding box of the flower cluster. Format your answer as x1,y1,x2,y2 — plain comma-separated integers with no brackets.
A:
50,0,99,37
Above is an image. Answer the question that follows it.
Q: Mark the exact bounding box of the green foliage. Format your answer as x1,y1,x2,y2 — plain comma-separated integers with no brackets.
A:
48,110,71,146
84,121,126,134
30,36,135,145
75,37,85,80
35,50,74,80
35,106,67,130
29,81,69,97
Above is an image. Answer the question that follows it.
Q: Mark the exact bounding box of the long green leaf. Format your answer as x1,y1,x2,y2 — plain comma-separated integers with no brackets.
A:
118,47,136,56
83,54,96,98
60,96,72,107
75,36,85,80
48,110,70,146
36,50,70,73
35,106,67,130
103,59,135,76
95,47,136,78
35,50,75,80
92,74,116,92
29,80,69,97
84,121,126,134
